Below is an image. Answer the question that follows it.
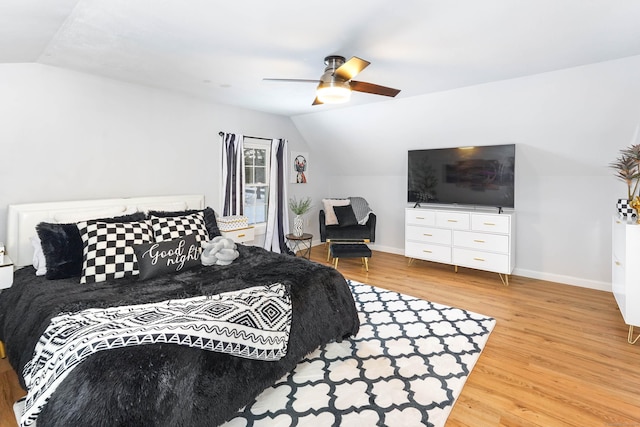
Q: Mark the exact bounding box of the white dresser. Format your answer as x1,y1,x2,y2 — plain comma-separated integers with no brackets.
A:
405,207,515,284
612,216,640,344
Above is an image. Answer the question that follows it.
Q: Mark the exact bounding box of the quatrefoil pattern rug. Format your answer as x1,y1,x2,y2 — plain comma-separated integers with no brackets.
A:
224,280,496,427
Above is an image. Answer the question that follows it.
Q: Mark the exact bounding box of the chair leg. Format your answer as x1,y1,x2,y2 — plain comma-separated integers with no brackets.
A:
333,258,339,269
363,257,369,272
0,340,5,359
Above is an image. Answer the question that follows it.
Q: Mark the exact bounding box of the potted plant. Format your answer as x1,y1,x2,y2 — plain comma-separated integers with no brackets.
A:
610,144,640,217
288,196,312,236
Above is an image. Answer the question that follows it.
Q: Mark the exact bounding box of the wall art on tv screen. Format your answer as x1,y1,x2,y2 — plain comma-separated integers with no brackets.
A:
407,144,515,208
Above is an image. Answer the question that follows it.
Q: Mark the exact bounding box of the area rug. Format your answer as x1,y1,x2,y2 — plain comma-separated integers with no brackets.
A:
223,280,496,427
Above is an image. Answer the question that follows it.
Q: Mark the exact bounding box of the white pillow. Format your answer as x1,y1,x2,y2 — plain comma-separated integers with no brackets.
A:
29,235,47,276
322,199,351,226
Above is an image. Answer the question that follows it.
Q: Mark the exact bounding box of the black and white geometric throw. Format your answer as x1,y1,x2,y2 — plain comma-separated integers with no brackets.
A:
77,220,154,284
19,284,292,427
150,212,210,243
224,280,495,427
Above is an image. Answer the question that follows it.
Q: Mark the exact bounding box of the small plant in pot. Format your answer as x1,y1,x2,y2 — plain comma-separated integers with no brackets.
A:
288,196,312,236
610,144,640,217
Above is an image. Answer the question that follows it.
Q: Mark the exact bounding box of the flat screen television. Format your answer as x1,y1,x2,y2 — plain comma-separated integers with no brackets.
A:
407,144,515,208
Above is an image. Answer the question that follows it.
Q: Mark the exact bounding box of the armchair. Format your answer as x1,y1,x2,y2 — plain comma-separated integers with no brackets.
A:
319,197,376,243
319,210,376,243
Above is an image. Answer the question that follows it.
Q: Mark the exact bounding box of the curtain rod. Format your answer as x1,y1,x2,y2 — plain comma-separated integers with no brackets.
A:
218,131,272,141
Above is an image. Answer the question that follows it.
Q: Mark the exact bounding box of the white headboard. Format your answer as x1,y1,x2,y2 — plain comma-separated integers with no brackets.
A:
7,195,205,268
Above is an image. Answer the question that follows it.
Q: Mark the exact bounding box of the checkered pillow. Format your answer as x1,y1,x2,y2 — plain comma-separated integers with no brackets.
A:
77,220,154,284
150,212,209,243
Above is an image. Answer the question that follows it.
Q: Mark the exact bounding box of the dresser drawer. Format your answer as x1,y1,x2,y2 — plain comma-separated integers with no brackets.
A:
453,248,510,274
471,214,510,234
612,254,626,301
220,227,254,244
406,225,451,245
406,209,436,226
453,230,509,253
435,211,470,230
405,241,451,264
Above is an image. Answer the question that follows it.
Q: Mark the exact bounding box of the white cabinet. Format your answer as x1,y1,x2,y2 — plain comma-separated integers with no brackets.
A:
405,207,515,283
612,217,640,343
220,227,255,245
0,255,14,289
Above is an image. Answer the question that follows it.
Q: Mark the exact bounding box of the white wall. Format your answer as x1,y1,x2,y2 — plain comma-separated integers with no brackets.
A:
0,63,323,246
4,56,639,291
292,55,640,291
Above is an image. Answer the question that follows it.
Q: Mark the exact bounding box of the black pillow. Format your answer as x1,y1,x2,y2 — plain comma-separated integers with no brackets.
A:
148,207,221,239
36,212,146,280
134,234,202,281
333,205,358,227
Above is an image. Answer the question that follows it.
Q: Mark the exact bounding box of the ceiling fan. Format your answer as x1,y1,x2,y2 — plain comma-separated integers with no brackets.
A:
264,55,401,105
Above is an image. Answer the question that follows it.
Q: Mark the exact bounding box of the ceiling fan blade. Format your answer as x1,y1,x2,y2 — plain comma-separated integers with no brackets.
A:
263,78,320,83
350,80,401,97
334,56,370,81
312,97,323,106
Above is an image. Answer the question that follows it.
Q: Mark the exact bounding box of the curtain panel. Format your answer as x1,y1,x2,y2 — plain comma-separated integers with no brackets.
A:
221,133,244,216
264,138,292,254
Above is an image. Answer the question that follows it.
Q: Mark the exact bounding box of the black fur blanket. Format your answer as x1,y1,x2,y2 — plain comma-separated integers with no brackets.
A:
0,245,359,427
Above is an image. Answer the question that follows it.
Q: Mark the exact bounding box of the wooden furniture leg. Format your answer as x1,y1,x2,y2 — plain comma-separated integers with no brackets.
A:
628,325,640,345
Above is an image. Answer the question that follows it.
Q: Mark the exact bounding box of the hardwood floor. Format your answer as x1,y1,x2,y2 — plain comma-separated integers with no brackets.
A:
1,248,639,426
0,358,23,427
311,248,640,427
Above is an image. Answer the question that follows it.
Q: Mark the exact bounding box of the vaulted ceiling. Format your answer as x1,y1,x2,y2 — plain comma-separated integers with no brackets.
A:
3,0,640,116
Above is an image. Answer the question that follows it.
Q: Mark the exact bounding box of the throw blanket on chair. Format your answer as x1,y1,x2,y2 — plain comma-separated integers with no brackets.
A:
349,197,374,225
19,283,292,427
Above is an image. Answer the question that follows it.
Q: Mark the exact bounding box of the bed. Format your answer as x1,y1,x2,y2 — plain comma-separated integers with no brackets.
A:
0,195,360,427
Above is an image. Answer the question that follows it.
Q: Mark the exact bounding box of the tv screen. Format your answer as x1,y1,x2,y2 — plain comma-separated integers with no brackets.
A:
407,144,515,208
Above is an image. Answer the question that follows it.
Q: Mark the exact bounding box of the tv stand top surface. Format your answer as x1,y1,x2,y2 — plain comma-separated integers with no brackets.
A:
408,204,514,214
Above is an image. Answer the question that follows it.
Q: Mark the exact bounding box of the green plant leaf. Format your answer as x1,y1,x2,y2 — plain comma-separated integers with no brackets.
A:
288,196,312,215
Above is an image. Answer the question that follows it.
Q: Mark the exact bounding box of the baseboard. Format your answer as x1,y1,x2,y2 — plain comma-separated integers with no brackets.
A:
310,241,612,292
365,244,404,256
512,268,611,292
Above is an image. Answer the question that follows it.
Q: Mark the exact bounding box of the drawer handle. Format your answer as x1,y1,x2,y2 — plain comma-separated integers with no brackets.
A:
473,239,485,243
615,261,621,266
237,234,246,238
416,216,425,220
424,233,433,237
483,222,495,226
473,257,485,262
447,219,458,223
423,250,432,253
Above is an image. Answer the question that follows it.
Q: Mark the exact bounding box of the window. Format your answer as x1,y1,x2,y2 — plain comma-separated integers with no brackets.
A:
243,139,270,225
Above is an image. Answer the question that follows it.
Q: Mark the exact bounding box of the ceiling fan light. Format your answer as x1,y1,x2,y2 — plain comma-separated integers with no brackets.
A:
316,82,351,104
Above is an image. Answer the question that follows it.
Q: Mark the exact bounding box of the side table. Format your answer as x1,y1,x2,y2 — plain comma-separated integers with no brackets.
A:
220,226,255,245
286,233,313,259
0,255,13,289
